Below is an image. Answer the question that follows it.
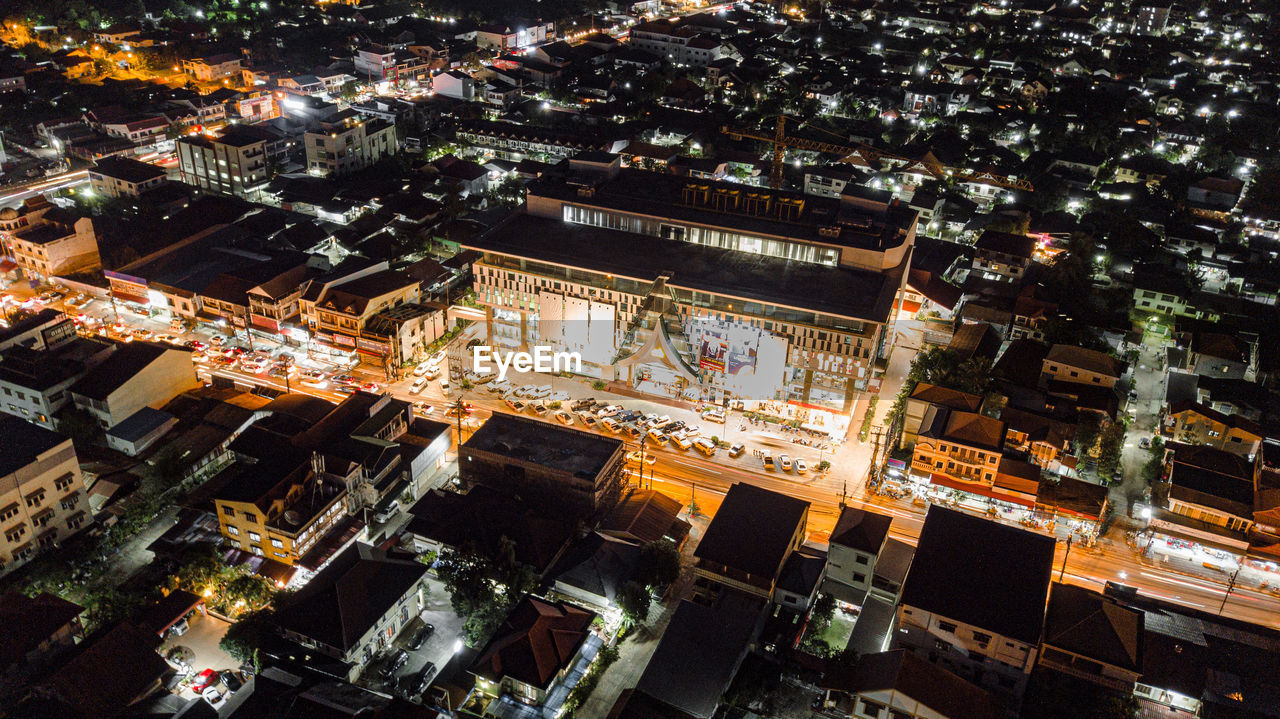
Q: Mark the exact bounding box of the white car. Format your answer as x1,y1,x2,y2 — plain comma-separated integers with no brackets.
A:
409,377,428,394
794,458,807,474
779,455,793,472
601,417,622,433
701,409,726,424
549,390,570,401
413,401,435,415
201,687,225,708
412,362,433,377
300,376,328,389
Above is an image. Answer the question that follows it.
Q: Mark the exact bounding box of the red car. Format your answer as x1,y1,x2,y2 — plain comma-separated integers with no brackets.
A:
191,668,218,692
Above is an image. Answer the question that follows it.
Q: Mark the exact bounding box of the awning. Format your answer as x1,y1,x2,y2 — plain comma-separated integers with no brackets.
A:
0,258,17,273
1149,517,1250,553
930,473,1035,508
110,289,149,305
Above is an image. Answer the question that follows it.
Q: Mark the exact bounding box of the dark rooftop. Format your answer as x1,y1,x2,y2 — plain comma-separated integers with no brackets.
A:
829,506,893,554
900,506,1055,645
0,415,70,478
1043,583,1143,672
694,482,808,580
467,214,903,323
463,413,623,478
68,342,181,402
90,156,167,184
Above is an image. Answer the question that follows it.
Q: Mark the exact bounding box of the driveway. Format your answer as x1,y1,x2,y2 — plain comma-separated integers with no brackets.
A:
377,576,465,702
160,611,238,699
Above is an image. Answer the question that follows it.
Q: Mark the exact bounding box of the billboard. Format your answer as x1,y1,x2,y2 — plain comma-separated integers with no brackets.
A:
698,331,727,373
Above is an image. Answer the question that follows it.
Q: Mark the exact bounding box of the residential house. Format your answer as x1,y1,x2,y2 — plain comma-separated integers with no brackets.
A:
1160,441,1257,533
840,649,1001,719
822,505,893,604
301,268,421,360
274,542,428,677
972,230,1036,282
0,592,83,693
0,418,91,577
896,506,1056,700
900,383,983,447
88,157,168,198
39,622,170,717
182,53,242,82
68,342,199,430
0,339,110,428
177,124,290,198
1038,583,1144,692
693,482,822,610
1041,344,1125,388
469,595,596,706
1188,331,1257,381
1163,401,1263,458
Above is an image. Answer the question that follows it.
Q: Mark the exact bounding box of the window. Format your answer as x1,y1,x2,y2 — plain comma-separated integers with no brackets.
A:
226,525,239,536
244,512,257,524
938,620,957,633
54,474,74,492
855,555,869,565
859,698,886,718
248,531,261,542
973,631,992,643
270,538,283,549
222,506,235,517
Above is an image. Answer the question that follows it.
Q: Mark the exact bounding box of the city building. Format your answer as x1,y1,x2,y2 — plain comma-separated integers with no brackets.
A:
475,21,554,51
2,208,100,281
455,119,630,162
469,595,597,706
464,163,916,425
628,18,733,67
459,413,626,519
1159,441,1257,534
822,505,893,604
274,542,428,677
68,342,199,430
1132,4,1171,35
895,506,1056,701
300,267,421,364
835,649,1001,719
692,482,818,609
1163,401,1263,457
0,417,91,577
0,340,110,428
910,405,1006,487
304,112,397,177
87,157,168,198
177,124,291,198
899,383,983,447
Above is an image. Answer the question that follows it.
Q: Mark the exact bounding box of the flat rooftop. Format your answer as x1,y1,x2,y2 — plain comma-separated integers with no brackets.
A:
467,214,903,323
528,168,917,253
462,413,623,478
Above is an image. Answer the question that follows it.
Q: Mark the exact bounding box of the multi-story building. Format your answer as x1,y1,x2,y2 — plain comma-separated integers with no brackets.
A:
475,21,554,52
692,483,821,610
470,595,596,706
910,405,1006,487
972,230,1036,282
352,48,430,84
2,209,99,281
0,341,111,429
1159,441,1257,534
0,417,91,576
177,125,290,197
821,505,892,604
304,112,397,177
455,119,629,162
460,413,626,520
182,53,242,82
628,18,732,66
1037,583,1144,693
1132,4,1170,35
300,267,420,362
465,161,916,423
1163,401,1263,458
895,506,1055,701
68,342,199,430
88,157,168,198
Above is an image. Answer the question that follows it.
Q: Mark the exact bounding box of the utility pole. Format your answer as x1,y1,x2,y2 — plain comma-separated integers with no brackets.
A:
1059,535,1072,582
1218,564,1242,615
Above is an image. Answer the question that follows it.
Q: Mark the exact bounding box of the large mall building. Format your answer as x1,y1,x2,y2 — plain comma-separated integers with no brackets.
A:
464,154,918,431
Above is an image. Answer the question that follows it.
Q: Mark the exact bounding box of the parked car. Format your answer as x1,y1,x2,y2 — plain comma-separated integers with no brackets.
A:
505,398,526,412
219,670,243,693
553,410,574,425
794,458,808,474
580,415,598,429
406,622,434,650
571,398,596,411
410,377,428,394
201,686,225,708
646,428,669,446
701,409,726,424
191,669,218,692
601,417,621,433
531,402,549,416
168,618,189,637
779,454,793,472
379,649,410,679
762,452,775,470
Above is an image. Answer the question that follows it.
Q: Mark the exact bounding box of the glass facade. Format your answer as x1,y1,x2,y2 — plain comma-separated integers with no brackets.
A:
561,204,841,266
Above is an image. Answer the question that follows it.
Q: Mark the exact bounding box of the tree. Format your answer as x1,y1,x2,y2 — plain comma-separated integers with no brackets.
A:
224,573,276,613
57,406,103,448
436,539,537,647
1096,422,1126,481
1141,436,1165,485
634,540,680,591
616,581,651,627
1075,413,1102,457
220,608,277,670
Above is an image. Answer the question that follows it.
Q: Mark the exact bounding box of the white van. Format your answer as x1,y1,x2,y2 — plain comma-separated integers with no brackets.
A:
701,409,726,424
440,379,452,395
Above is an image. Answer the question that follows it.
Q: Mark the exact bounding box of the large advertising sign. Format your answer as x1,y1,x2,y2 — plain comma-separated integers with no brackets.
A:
698,331,727,373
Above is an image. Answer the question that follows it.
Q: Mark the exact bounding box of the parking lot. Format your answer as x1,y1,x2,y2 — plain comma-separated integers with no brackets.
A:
364,576,465,703
157,611,240,701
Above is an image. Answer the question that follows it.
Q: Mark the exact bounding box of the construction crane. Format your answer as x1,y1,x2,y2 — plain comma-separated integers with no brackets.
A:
720,116,1034,193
